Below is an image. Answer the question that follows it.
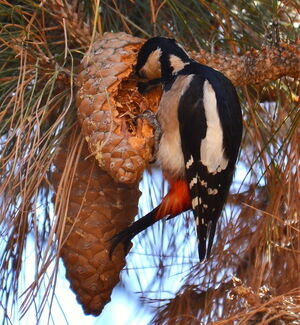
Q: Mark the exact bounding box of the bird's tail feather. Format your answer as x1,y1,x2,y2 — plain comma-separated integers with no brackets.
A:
109,206,160,257
109,179,191,257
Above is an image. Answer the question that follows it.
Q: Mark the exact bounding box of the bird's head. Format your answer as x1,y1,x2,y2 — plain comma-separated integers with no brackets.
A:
135,37,191,82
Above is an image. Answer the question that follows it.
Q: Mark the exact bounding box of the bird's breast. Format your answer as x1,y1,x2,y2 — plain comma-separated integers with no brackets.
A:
157,74,194,178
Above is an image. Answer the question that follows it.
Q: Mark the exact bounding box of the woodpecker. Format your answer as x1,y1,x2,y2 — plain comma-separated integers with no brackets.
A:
110,37,243,262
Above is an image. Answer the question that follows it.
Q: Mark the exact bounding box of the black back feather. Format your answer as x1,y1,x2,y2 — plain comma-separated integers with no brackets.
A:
178,71,242,262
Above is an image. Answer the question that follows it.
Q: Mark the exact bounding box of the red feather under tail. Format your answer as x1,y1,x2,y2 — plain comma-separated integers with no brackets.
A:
110,179,191,257
155,179,191,220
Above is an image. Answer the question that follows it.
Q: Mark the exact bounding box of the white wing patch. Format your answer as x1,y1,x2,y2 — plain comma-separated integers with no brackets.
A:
200,179,207,187
200,80,229,173
207,188,218,195
192,197,201,209
186,155,194,169
189,177,198,189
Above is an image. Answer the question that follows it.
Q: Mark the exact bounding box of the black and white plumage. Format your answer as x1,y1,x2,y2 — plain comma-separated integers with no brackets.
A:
111,37,242,262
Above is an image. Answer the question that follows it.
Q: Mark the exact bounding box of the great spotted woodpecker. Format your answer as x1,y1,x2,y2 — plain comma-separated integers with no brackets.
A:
110,37,243,262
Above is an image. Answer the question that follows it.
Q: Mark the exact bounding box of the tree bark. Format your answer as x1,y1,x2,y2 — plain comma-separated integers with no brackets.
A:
193,43,300,86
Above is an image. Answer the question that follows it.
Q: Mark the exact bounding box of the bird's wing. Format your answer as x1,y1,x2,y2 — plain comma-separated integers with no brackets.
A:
178,73,240,262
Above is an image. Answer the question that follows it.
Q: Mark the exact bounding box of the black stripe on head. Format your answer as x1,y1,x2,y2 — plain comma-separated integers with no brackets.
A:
135,37,191,81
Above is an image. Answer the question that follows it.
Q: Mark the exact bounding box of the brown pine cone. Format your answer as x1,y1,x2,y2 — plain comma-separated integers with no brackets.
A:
76,32,162,185
52,129,140,315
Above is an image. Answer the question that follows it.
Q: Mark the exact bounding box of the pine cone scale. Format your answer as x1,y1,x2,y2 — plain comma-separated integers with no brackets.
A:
76,32,161,184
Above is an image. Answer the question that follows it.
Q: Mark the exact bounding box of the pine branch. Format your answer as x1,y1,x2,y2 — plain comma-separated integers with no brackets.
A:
152,282,233,324
45,0,92,47
193,43,300,86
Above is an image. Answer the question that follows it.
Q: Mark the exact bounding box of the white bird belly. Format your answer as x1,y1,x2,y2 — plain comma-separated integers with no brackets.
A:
157,74,194,177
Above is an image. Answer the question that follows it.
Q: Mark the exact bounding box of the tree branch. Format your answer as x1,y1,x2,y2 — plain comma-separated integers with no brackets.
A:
45,0,92,47
193,43,300,86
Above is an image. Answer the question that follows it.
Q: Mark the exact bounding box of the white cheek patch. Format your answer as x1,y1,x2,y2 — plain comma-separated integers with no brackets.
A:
140,48,162,79
200,80,229,174
169,55,187,74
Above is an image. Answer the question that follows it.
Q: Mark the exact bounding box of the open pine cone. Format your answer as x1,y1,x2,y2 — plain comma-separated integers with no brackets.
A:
76,32,162,184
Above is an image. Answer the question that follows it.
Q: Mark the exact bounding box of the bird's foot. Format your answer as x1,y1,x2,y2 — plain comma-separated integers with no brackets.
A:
136,110,162,163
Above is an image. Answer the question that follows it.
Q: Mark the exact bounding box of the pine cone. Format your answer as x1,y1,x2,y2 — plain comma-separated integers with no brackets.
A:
76,32,162,184
52,130,140,315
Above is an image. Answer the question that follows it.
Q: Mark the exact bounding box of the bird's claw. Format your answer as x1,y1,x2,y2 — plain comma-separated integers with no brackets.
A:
136,110,162,163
